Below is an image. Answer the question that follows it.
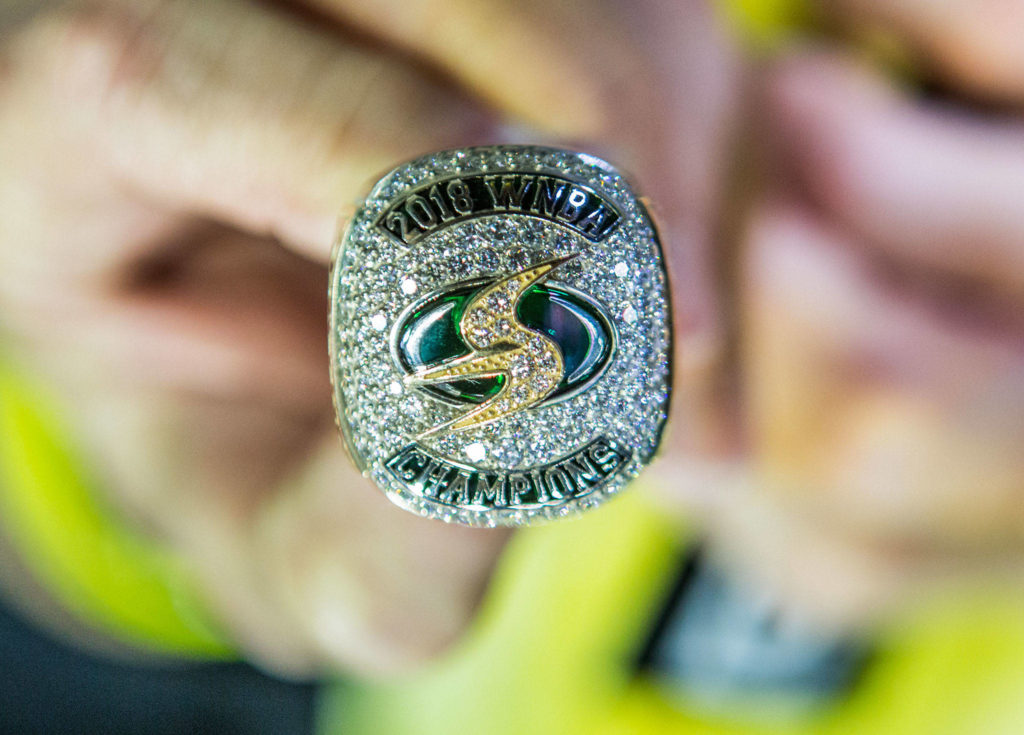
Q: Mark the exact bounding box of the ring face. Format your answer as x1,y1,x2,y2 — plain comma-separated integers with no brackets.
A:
329,146,671,526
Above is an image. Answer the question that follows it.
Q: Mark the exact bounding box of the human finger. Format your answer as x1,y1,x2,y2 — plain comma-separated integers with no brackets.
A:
742,201,1024,550
832,0,1024,102
6,0,495,268
303,0,632,137
246,436,509,675
0,0,509,673
767,52,1024,302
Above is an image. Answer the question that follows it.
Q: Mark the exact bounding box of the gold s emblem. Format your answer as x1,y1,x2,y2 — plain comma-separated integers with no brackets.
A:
406,256,577,438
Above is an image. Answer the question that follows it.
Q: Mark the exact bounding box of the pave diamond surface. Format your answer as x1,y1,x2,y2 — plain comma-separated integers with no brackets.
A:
329,146,672,526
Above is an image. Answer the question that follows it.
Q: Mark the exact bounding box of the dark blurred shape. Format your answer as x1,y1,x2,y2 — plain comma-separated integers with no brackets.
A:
638,550,869,724
0,599,316,735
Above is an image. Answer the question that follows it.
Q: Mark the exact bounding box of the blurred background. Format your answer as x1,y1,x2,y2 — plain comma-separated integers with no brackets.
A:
2,0,1024,732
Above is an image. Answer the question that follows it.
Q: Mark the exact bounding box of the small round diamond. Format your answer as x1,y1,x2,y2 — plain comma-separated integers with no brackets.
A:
510,354,532,378
532,374,555,392
489,292,511,311
470,326,496,346
466,309,487,328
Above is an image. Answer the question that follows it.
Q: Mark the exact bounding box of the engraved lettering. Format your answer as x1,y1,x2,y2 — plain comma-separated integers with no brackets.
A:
529,469,549,503
557,188,588,223
472,473,507,507
439,471,472,504
391,449,428,482
575,204,610,236
509,473,531,505
588,439,622,473
447,179,474,215
405,195,438,229
544,467,576,500
531,177,566,217
418,461,454,498
376,173,621,245
562,454,600,489
484,175,534,210
386,438,632,510
428,184,454,222
385,210,415,244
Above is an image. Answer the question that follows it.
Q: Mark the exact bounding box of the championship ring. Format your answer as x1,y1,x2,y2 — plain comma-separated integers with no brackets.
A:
329,146,671,526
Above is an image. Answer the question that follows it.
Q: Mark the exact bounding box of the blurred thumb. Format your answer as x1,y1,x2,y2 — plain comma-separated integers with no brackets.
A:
16,0,494,261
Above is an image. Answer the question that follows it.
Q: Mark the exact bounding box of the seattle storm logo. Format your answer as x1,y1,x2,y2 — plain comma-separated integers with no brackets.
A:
385,252,630,511
392,255,616,438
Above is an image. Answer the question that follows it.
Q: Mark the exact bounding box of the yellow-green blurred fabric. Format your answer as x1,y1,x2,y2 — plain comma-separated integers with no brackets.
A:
718,0,812,47
0,362,231,657
322,491,1024,735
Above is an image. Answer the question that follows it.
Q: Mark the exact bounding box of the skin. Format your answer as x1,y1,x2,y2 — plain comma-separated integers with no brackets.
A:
705,2,1024,631
0,0,737,676
4,0,1022,679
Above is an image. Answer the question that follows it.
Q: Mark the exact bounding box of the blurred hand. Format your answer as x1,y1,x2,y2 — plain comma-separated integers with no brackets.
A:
710,2,1024,630
0,0,739,674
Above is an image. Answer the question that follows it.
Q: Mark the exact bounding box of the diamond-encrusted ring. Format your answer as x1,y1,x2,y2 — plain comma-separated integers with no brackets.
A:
329,146,672,526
